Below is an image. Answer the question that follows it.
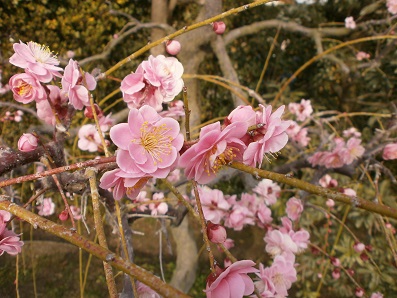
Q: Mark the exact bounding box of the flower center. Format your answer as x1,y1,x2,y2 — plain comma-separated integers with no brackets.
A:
138,121,173,165
205,146,237,175
30,42,54,63
15,81,32,96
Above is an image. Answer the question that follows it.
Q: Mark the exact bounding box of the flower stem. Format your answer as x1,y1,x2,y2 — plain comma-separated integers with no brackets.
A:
85,167,118,297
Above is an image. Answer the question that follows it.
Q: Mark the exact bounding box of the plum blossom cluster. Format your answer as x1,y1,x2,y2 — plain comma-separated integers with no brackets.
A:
179,104,291,185
308,127,365,168
8,41,98,127
258,216,309,297
287,99,312,147
0,211,24,256
120,55,184,111
195,180,278,231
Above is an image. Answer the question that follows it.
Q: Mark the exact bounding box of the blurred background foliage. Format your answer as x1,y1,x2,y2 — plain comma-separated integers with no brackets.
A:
1,0,397,297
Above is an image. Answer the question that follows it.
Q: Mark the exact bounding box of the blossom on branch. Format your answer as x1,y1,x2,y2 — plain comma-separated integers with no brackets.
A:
9,72,47,104
61,59,96,110
9,41,62,83
0,211,24,256
204,260,258,298
37,198,55,216
121,55,184,111
110,105,183,178
179,121,247,184
243,105,291,168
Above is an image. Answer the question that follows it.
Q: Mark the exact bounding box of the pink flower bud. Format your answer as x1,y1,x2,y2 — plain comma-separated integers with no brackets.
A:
58,210,69,221
84,104,103,119
326,199,335,207
330,257,340,267
207,221,227,244
165,40,181,56
360,252,369,262
355,288,364,297
212,21,226,35
347,268,355,276
332,268,340,280
353,242,365,253
18,133,38,152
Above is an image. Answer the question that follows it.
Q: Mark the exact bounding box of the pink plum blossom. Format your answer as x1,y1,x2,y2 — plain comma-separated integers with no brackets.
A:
286,197,304,221
264,229,298,257
77,124,103,152
98,113,115,132
286,121,310,147
70,206,82,220
308,137,364,168
0,211,24,256
167,168,181,183
253,179,280,205
319,174,338,188
136,281,161,298
370,292,384,298
121,55,184,111
243,105,291,167
149,192,168,216
9,41,62,83
180,121,247,184
110,105,184,179
159,100,185,118
61,59,96,110
341,137,365,164
354,242,366,253
224,204,255,231
37,198,55,216
288,99,313,122
343,127,361,138
257,254,297,297
387,0,397,14
225,105,257,144
345,16,356,29
18,133,39,152
326,199,335,207
99,168,151,200
0,229,24,256
0,211,11,236
382,143,397,160
36,85,68,126
9,72,47,103
257,204,273,227
197,186,230,224
205,260,258,298
356,51,370,61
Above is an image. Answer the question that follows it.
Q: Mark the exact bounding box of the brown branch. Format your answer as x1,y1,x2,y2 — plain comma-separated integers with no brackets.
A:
0,156,116,189
230,161,397,220
0,199,190,298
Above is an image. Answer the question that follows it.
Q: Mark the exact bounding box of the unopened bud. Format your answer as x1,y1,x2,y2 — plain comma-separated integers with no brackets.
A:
332,268,340,280
18,133,38,152
59,210,69,221
212,22,226,35
353,242,365,253
165,40,181,56
355,288,364,297
207,221,227,244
